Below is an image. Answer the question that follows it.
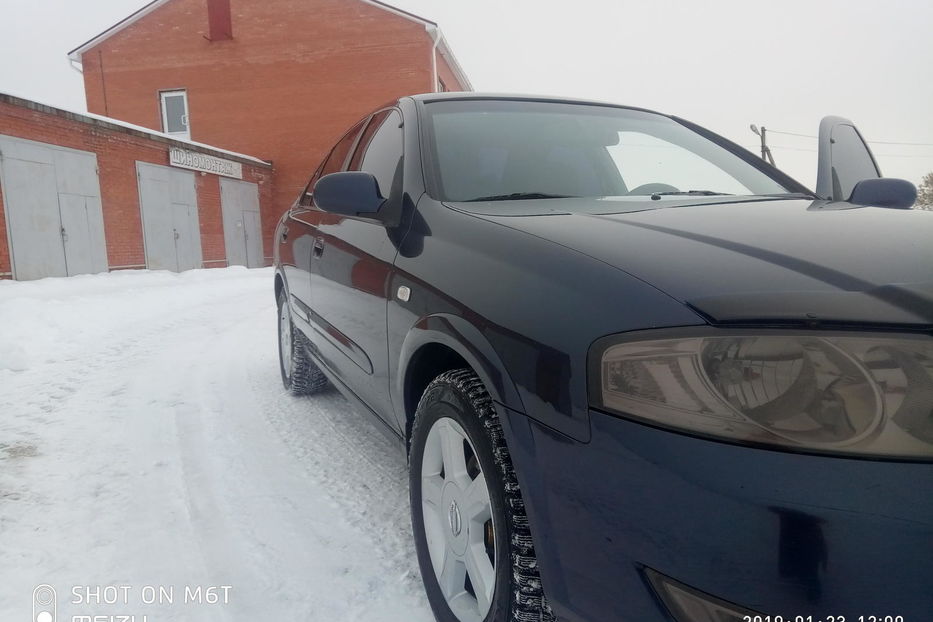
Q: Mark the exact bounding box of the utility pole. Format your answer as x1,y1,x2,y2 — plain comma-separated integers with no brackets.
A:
750,124,775,166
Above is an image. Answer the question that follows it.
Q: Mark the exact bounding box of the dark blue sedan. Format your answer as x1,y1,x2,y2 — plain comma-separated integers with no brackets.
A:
273,93,932,622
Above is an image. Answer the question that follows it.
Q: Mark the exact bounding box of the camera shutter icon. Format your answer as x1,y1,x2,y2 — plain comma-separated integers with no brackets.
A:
33,584,56,622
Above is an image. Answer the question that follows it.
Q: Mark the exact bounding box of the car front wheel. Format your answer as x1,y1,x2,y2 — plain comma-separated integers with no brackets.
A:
410,369,554,622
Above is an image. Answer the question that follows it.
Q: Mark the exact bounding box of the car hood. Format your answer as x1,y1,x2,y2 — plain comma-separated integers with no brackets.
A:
450,197,933,326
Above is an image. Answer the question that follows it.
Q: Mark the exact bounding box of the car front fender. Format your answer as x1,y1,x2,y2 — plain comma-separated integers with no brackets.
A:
394,312,526,435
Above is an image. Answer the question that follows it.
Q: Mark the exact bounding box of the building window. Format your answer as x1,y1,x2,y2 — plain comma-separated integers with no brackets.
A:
160,90,190,140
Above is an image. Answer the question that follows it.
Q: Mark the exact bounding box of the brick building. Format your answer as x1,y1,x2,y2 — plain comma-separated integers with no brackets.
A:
0,92,272,280
68,0,471,260
0,0,468,280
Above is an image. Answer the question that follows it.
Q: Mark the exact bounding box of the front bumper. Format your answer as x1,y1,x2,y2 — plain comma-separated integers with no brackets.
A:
499,405,933,621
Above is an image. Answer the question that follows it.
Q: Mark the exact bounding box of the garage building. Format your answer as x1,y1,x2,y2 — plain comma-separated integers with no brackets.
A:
0,92,272,280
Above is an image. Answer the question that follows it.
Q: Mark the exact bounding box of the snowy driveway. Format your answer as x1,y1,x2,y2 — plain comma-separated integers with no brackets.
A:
0,268,433,622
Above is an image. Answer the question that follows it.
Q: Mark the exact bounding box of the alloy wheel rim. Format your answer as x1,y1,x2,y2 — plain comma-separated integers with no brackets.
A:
421,417,496,622
280,302,292,378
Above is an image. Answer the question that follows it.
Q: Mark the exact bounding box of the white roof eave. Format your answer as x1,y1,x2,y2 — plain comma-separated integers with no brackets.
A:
0,90,271,166
67,0,172,62
435,33,473,92
67,0,472,90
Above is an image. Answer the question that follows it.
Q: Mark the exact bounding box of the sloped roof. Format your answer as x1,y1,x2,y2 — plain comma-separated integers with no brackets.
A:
66,0,472,90
67,0,171,60
1,90,272,166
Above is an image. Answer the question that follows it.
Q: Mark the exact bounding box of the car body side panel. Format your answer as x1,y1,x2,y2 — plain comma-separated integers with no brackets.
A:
276,202,402,431
390,312,525,432
278,207,317,313
389,196,705,441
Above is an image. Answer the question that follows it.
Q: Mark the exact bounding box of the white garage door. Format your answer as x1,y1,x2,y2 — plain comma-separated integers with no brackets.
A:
0,135,108,280
220,177,263,268
136,162,202,272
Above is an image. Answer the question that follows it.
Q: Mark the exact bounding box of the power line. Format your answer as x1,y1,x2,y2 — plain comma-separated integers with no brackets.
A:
767,129,818,139
774,145,932,158
767,128,933,147
863,139,933,147
744,143,933,158
869,153,933,159
769,144,817,153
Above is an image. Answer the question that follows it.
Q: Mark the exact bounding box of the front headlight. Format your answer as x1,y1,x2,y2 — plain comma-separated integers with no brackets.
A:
591,329,933,459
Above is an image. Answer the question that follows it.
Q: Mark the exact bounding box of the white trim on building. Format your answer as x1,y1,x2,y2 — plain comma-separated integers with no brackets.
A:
68,0,173,62
0,91,271,166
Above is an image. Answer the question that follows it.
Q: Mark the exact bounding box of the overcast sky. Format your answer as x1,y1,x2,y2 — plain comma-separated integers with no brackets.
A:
1,0,931,187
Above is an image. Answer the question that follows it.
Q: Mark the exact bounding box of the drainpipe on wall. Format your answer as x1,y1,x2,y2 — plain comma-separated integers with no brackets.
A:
426,25,442,93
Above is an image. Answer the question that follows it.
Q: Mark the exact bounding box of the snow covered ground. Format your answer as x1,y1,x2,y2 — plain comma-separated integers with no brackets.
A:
0,267,433,621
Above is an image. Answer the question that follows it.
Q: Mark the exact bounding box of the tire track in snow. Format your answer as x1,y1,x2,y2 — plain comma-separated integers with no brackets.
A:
204,293,432,620
0,269,433,622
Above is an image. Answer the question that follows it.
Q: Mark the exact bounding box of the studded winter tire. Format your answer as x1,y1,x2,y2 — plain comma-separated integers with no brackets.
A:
277,289,327,395
409,369,554,622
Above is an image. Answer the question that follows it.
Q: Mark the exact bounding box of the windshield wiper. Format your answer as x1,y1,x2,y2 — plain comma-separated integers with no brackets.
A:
759,192,818,198
464,192,576,202
650,190,733,200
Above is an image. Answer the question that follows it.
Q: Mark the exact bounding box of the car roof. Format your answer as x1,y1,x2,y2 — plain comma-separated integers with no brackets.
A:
407,91,668,117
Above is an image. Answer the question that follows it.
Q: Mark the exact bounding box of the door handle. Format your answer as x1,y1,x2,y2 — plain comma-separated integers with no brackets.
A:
312,237,325,258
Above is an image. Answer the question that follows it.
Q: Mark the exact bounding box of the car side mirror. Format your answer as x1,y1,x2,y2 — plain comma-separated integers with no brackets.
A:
849,178,917,209
313,172,386,218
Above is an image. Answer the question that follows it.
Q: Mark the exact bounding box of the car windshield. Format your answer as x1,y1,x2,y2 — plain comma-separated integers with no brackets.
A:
423,99,793,203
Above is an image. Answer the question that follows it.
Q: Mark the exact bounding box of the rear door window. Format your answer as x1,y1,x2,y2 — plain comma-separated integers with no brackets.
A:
299,118,368,206
349,110,403,199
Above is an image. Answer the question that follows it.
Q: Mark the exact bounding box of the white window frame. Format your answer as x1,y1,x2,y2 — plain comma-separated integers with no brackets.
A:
160,90,190,140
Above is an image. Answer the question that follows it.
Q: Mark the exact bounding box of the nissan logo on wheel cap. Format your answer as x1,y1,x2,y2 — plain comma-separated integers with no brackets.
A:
448,500,462,537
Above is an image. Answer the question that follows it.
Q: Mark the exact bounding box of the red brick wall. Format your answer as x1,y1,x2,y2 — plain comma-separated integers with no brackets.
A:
80,0,468,257
0,97,272,278
197,174,226,266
